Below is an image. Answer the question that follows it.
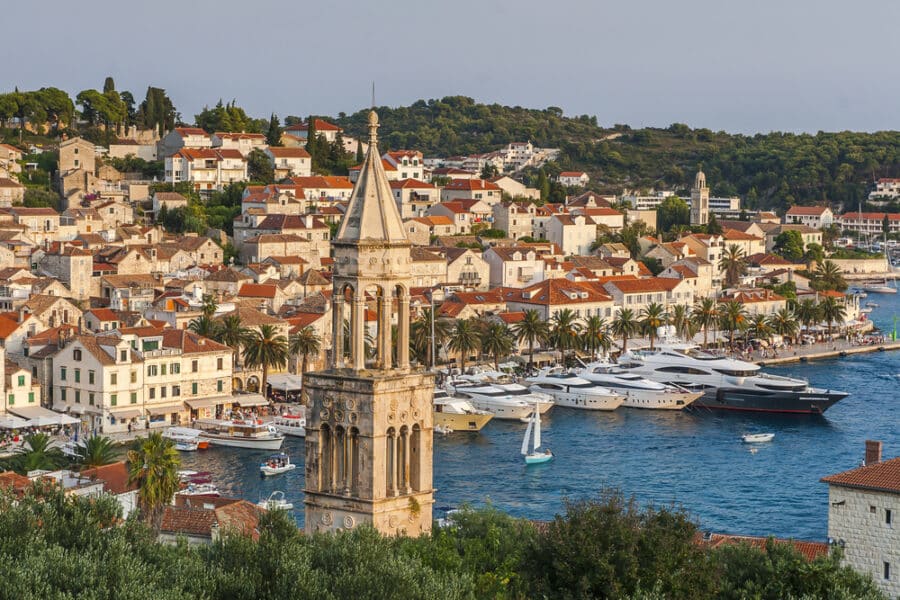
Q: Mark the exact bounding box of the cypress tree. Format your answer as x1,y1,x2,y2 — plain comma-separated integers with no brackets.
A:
355,139,364,163
266,113,282,146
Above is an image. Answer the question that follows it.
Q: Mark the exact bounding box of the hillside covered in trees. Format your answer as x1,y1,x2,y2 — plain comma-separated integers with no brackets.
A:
337,96,900,213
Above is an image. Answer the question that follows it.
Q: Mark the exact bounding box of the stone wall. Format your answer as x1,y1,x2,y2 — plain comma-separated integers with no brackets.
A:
830,257,890,275
827,485,900,598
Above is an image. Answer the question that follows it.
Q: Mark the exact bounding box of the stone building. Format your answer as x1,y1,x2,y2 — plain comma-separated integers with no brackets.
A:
304,111,434,537
822,440,900,599
690,169,709,226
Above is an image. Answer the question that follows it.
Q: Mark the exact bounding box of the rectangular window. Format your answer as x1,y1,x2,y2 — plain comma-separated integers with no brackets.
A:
172,363,180,374
149,388,155,400
60,367,66,381
75,369,80,383
217,380,223,392
172,385,181,397
75,391,81,404
130,392,137,404
111,372,117,385
887,509,893,525
27,392,34,403
61,388,67,402
88,370,95,385
192,382,198,395
120,350,127,361
89,393,94,406
161,387,167,398
131,370,137,383
73,349,82,361
161,364,167,376
7,394,12,405
110,394,117,406
17,375,24,387
217,357,223,370
192,360,198,373
885,562,891,580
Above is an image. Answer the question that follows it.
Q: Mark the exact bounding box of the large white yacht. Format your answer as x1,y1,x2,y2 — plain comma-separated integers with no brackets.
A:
577,361,702,410
525,367,624,411
618,344,848,414
448,382,548,420
193,418,285,449
433,389,494,432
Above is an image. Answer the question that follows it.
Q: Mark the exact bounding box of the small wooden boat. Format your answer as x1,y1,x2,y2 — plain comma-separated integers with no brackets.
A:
741,433,775,443
259,453,297,476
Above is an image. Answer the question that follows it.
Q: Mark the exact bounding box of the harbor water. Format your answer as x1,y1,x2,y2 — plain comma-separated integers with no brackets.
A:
180,293,900,540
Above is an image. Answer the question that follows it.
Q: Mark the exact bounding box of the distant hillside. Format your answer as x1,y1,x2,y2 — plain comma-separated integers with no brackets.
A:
336,97,900,213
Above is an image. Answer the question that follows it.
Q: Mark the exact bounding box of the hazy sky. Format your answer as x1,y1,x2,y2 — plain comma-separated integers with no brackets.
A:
6,0,900,134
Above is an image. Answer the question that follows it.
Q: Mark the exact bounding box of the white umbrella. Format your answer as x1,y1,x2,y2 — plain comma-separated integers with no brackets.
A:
27,416,60,428
0,415,29,429
56,414,79,426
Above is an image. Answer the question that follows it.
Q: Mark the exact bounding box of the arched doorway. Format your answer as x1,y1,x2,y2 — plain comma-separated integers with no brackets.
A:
246,376,260,393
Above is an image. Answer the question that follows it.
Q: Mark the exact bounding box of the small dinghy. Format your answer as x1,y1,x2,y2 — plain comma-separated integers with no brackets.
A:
259,453,297,477
741,433,775,443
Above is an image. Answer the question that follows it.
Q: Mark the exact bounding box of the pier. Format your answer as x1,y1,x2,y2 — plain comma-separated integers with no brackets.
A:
755,339,900,365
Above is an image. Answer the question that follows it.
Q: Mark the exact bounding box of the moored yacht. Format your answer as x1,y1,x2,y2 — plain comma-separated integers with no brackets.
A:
448,382,536,420
193,418,285,449
577,361,702,410
433,389,494,431
619,344,848,414
526,367,624,411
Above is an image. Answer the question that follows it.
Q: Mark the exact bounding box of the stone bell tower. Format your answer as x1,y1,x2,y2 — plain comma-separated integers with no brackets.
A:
303,110,435,536
690,167,709,226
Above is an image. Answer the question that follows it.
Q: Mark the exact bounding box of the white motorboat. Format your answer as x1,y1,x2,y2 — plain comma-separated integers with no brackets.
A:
863,283,896,294
521,403,553,465
618,344,848,414
60,439,85,458
272,412,306,437
433,389,494,432
742,433,775,443
434,424,454,435
448,382,535,420
865,301,880,308
526,367,624,411
577,361,702,410
193,418,285,450
163,427,209,450
177,482,220,497
258,490,293,511
259,453,297,476
491,382,554,414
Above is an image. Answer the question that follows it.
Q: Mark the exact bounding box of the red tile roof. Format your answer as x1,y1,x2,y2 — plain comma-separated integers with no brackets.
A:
87,308,119,322
267,146,311,158
390,179,436,190
559,171,587,177
288,176,353,189
81,461,137,495
786,206,830,216
697,533,829,561
238,283,278,298
497,311,525,324
284,118,341,132
444,178,501,192
604,277,681,294
822,456,900,494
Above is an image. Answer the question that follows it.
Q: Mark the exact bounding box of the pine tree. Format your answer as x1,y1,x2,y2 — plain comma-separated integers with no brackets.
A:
305,116,318,171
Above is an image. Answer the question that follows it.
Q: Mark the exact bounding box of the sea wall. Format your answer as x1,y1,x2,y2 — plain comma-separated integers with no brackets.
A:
830,257,890,275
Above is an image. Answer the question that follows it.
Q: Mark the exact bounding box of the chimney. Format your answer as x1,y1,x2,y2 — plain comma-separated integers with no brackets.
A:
865,440,882,465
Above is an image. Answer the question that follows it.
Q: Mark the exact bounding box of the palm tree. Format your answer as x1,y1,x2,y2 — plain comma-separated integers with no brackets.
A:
75,435,118,469
448,318,482,372
610,308,639,354
719,244,748,287
12,433,66,474
815,260,847,292
670,304,694,342
639,302,667,350
819,297,847,337
409,308,452,369
480,322,515,371
216,314,250,367
749,313,773,342
188,314,220,339
691,297,719,348
796,299,821,334
289,326,322,375
200,293,218,318
242,324,289,397
768,308,800,343
718,300,749,348
127,432,180,529
512,309,550,373
581,316,613,360
551,308,582,363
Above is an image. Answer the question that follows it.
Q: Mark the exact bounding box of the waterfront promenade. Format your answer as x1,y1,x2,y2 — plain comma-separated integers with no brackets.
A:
755,337,900,365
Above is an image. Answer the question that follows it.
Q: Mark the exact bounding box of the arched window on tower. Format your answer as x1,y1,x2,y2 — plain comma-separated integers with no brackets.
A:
335,425,346,494
410,424,422,491
385,427,396,496
349,426,360,495
320,424,333,492
399,425,409,494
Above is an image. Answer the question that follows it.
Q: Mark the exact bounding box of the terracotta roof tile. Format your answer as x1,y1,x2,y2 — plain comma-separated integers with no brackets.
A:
822,456,900,494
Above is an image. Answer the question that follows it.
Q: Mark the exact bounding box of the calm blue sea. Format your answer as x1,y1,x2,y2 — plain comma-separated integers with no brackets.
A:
180,292,900,540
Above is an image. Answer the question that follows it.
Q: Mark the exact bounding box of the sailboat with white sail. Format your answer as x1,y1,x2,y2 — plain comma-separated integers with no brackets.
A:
521,403,553,465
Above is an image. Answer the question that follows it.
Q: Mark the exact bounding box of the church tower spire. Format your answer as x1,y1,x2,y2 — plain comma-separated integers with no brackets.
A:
304,110,434,537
